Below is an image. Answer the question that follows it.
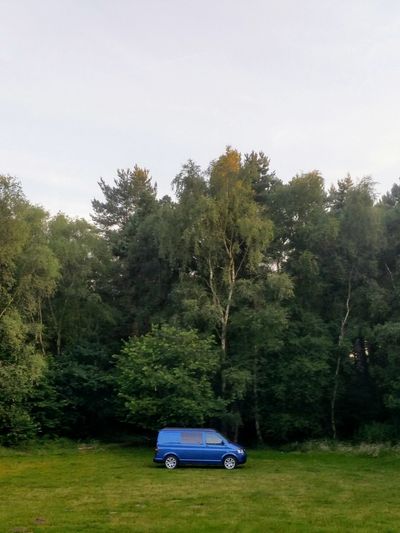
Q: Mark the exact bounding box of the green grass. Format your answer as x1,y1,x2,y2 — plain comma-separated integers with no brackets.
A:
0,442,399,532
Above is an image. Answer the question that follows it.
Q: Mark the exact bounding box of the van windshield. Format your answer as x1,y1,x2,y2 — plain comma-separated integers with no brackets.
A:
205,433,224,445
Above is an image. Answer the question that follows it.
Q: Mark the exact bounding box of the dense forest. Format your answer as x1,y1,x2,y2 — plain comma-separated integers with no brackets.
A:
1,147,400,446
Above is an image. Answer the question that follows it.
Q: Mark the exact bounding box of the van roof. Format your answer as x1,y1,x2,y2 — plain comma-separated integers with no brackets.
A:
160,428,217,432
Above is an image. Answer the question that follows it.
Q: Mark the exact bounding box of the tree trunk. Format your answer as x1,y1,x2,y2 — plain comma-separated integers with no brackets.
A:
253,356,263,444
331,271,352,439
56,329,62,357
48,297,62,357
37,299,46,357
220,319,227,395
233,417,239,443
0,289,18,320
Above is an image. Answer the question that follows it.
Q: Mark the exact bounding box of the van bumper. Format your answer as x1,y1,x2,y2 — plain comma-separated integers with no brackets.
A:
237,454,247,465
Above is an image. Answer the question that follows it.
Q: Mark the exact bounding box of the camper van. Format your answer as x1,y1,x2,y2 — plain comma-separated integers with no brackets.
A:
153,428,247,469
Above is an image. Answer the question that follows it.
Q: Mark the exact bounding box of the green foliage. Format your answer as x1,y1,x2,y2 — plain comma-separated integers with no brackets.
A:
92,165,157,232
3,149,400,445
356,421,400,443
116,325,224,430
260,311,333,441
62,346,115,434
92,166,174,336
45,214,116,353
370,322,400,416
0,176,59,444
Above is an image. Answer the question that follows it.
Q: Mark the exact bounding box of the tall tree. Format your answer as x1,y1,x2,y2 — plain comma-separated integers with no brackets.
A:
327,178,381,438
0,176,59,443
166,149,273,393
92,165,157,233
229,274,293,443
45,214,115,356
92,165,174,337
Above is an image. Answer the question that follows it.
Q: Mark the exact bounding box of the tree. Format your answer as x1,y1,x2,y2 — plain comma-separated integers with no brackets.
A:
44,214,115,355
327,178,382,438
116,325,223,430
370,323,400,431
33,214,118,437
0,176,59,443
240,151,280,205
229,274,293,443
92,166,174,337
92,165,157,233
167,149,274,392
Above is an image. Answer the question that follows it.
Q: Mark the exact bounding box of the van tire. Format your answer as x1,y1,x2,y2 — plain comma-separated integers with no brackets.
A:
223,455,237,470
164,455,178,470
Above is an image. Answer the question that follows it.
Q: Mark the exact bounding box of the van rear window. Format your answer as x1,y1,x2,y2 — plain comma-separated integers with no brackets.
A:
181,431,203,445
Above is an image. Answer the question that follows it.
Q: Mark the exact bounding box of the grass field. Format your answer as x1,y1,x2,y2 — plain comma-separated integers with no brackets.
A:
0,442,399,532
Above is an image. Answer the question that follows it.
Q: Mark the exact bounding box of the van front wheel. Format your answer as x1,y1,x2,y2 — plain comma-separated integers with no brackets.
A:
223,456,237,470
165,455,178,470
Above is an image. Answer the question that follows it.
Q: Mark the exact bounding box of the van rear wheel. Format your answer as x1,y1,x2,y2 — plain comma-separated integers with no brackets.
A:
223,456,237,470
165,455,178,470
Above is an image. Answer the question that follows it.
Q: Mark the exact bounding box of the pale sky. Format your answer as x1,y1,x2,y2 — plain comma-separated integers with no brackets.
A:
1,0,400,217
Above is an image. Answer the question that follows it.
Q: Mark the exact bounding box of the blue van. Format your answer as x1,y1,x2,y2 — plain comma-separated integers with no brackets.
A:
153,428,247,469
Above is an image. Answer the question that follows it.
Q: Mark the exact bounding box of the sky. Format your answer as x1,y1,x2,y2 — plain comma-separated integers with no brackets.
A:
1,0,400,218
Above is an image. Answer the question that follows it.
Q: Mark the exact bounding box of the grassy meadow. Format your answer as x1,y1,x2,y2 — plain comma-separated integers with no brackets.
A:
0,441,399,532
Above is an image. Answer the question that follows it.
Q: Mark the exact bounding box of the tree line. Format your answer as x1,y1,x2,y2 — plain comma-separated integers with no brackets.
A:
1,148,400,445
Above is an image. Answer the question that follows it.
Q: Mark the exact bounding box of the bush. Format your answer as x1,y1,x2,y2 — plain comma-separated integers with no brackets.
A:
116,325,225,430
0,406,38,446
356,422,400,444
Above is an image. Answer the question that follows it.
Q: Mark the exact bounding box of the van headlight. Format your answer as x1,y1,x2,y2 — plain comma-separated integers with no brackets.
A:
237,448,244,454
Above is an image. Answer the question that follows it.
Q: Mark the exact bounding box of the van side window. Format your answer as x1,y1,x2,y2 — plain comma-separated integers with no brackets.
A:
158,431,180,444
181,431,203,445
206,433,223,445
